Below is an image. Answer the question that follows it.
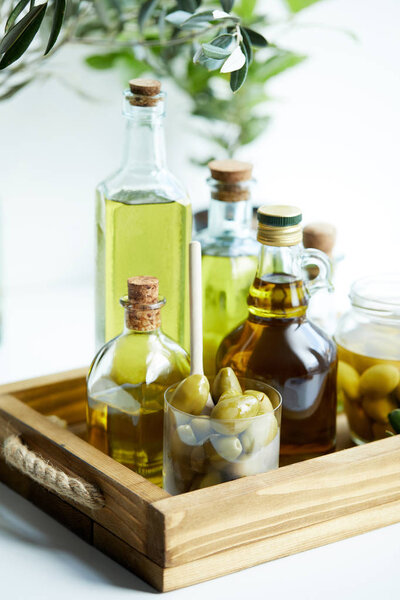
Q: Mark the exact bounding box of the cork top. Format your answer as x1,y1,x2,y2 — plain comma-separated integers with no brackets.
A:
127,276,159,304
303,222,337,257
208,159,253,183
124,277,163,331
128,78,162,107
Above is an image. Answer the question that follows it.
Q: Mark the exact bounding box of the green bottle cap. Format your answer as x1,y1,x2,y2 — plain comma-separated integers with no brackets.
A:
257,205,302,227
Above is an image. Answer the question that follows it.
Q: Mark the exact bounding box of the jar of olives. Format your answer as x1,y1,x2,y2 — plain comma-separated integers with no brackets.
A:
163,374,282,494
335,276,400,444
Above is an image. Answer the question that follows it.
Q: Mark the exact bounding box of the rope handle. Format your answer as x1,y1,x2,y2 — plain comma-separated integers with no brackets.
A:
2,435,104,510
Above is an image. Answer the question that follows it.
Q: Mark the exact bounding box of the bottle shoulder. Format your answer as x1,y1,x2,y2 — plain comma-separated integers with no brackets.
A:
196,229,259,257
88,331,189,389
97,168,189,206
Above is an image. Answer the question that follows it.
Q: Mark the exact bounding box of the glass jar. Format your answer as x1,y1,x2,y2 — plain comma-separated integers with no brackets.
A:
335,276,400,444
164,377,282,495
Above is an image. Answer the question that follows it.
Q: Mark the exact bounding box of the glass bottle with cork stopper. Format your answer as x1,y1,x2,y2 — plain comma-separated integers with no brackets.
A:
96,78,192,350
195,159,259,375
217,205,337,462
87,275,190,486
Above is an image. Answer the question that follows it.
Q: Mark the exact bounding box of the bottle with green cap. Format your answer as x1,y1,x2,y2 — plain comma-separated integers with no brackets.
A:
216,205,337,461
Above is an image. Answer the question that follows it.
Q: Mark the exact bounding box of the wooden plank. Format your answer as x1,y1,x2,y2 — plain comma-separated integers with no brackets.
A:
159,499,400,591
0,394,169,565
153,434,400,567
94,498,400,592
0,368,87,404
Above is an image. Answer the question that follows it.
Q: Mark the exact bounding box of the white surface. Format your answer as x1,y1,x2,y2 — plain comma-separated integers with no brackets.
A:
0,481,399,599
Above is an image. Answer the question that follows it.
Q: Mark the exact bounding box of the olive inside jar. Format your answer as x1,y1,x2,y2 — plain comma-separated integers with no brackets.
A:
335,276,400,444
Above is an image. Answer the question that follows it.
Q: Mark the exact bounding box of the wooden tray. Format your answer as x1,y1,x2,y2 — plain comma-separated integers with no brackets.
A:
0,368,399,592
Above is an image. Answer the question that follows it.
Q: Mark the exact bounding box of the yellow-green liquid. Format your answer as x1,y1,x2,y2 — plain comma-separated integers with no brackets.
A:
202,254,258,375
96,191,191,348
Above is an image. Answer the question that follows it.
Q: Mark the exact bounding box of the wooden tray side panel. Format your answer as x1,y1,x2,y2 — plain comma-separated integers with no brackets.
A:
154,435,400,567
0,394,168,565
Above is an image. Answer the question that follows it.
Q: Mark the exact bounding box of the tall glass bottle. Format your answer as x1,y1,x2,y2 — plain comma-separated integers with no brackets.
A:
217,205,337,462
196,160,258,375
96,78,191,349
87,276,190,486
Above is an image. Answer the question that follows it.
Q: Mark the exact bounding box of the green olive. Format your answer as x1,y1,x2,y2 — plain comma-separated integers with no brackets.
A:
191,445,207,473
359,364,399,398
240,414,278,453
190,417,211,443
211,367,242,402
197,470,222,489
211,394,259,434
169,374,210,415
219,389,241,402
344,396,372,441
244,389,273,414
362,396,398,424
210,434,243,462
337,361,360,401
372,421,395,440
176,424,197,446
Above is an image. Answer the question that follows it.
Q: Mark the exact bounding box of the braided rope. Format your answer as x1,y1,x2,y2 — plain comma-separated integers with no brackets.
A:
3,435,104,510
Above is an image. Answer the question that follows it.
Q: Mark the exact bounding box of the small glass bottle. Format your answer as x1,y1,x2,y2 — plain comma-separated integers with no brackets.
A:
96,78,192,350
335,276,400,444
217,205,337,462
195,159,259,375
87,276,190,486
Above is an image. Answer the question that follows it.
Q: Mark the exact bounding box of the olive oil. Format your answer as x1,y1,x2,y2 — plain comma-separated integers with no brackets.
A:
202,254,258,375
95,78,191,349
96,191,191,347
88,277,190,486
217,206,337,462
196,159,258,374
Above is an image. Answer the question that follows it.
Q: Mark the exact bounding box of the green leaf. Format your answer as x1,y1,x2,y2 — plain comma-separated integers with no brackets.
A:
45,0,66,55
138,0,159,31
240,26,253,64
229,43,248,91
202,41,231,60
195,50,225,71
239,115,270,145
180,10,214,29
234,0,256,19
0,3,46,70
5,0,31,33
220,0,234,11
177,0,199,12
165,10,192,26
221,44,246,73
243,27,268,48
389,409,400,434
254,51,306,81
285,0,324,13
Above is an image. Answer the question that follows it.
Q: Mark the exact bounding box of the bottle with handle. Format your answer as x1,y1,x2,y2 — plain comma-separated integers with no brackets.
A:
217,205,337,462
96,78,191,349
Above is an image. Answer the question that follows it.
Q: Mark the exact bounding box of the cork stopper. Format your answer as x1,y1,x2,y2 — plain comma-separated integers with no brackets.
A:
303,222,337,258
208,159,253,202
128,78,162,107
208,159,253,183
125,276,162,331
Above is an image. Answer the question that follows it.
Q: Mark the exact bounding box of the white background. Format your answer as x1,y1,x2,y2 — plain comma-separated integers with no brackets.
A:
0,0,399,381
0,1,399,598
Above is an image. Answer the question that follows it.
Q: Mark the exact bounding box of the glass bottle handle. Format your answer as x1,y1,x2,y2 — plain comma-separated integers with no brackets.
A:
301,248,334,297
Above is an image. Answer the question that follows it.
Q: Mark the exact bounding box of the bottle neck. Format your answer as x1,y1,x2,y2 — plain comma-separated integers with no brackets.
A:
248,243,309,319
122,108,167,172
208,198,253,237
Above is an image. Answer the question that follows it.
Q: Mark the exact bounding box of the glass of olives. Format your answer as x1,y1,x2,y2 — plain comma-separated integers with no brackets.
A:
335,276,400,444
163,370,282,494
